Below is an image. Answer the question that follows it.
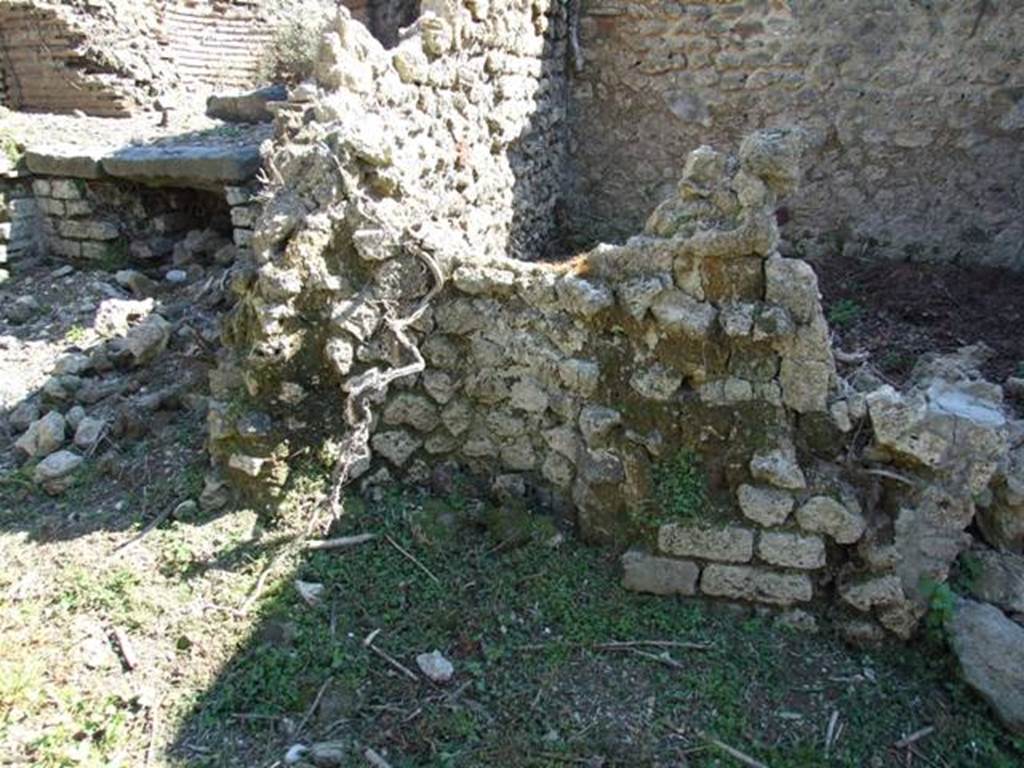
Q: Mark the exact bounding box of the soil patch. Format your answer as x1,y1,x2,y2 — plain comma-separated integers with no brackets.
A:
813,255,1024,384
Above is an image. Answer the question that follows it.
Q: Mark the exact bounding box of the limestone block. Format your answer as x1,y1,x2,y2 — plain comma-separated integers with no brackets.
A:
765,255,819,325
630,363,682,401
651,290,717,335
509,377,549,413
840,574,905,612
797,495,866,544
658,524,754,563
383,393,441,432
557,274,613,317
758,532,826,570
701,564,813,605
737,484,793,526
558,358,600,396
14,411,66,458
622,550,699,595
618,274,668,320
57,219,119,241
579,405,621,446
749,443,806,490
49,179,82,201
371,430,422,466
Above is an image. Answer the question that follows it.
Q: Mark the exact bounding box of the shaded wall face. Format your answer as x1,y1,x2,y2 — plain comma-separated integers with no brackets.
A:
567,0,1024,269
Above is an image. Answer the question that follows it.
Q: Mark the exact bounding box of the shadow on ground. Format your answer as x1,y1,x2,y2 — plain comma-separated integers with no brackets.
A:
165,479,1024,767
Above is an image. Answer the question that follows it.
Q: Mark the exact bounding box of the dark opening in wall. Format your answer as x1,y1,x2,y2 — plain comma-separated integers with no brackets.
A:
39,179,235,266
114,186,233,265
369,0,420,48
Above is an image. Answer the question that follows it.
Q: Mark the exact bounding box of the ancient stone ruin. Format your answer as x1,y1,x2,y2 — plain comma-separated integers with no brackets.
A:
198,1,1024,657
3,0,1024,739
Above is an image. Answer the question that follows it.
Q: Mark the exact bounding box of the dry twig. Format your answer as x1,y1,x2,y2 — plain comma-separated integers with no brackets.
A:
363,630,419,682
306,533,377,551
111,626,138,670
385,534,440,584
701,732,768,768
295,677,333,737
894,725,935,750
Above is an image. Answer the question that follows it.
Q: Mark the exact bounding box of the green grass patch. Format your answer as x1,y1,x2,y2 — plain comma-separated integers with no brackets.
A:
827,298,863,328
174,482,1023,767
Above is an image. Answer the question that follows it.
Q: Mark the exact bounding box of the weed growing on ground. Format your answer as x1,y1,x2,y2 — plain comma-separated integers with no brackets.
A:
827,298,863,328
632,449,708,531
173,482,1023,767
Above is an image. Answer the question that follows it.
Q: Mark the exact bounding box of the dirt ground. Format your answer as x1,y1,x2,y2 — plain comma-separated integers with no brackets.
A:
813,255,1024,386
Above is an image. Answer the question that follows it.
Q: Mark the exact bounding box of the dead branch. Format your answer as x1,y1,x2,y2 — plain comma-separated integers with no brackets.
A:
364,748,394,768
701,732,769,768
894,725,935,750
385,534,441,584
295,677,333,737
596,640,713,651
363,630,419,682
112,626,138,670
306,533,377,551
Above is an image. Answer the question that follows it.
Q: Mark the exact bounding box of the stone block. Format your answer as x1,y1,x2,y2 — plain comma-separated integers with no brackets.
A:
621,550,699,596
797,495,865,544
758,532,826,569
701,564,813,605
749,443,806,489
231,206,256,228
839,574,904,612
35,198,66,217
58,219,119,241
658,523,754,562
65,200,94,217
49,179,83,200
737,483,793,526
50,238,81,258
234,228,253,247
225,186,254,206
80,241,112,260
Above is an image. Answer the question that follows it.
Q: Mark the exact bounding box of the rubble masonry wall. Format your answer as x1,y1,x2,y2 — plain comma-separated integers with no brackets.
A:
568,0,1024,269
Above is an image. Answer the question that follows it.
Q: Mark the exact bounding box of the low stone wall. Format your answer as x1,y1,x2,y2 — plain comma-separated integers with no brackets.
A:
0,173,40,271
203,4,1024,645
26,176,239,268
567,0,1024,269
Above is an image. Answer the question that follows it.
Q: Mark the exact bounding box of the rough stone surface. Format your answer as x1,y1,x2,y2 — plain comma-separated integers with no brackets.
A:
948,599,1024,734
797,496,866,545
621,550,699,596
567,1,1024,270
758,532,826,570
14,411,66,458
658,524,754,563
33,449,84,493
737,484,793,527
701,564,813,606
968,551,1024,615
415,650,454,684
750,443,806,490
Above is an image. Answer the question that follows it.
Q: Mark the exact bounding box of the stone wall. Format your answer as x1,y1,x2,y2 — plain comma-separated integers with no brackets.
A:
0,1,158,117
0,173,40,271
27,176,236,269
567,0,1024,269
0,0,403,116
203,3,1024,643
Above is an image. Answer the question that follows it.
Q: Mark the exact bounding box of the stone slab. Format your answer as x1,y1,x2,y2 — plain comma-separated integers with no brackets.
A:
25,147,106,179
102,143,262,188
